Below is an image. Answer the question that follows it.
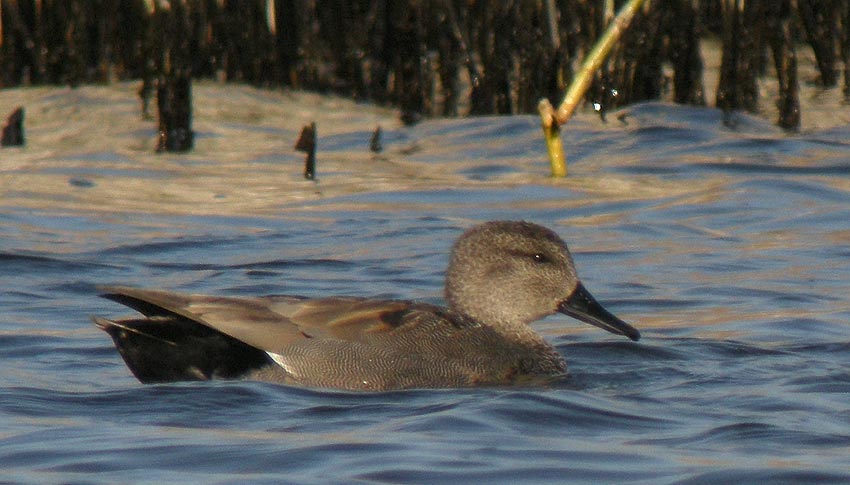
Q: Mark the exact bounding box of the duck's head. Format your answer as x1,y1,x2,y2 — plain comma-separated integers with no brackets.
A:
445,221,639,341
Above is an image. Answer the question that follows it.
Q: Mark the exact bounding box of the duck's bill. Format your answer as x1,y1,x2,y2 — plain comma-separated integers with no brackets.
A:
558,282,640,341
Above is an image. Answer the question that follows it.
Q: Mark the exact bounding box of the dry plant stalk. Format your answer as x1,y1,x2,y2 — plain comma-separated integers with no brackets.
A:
539,0,648,177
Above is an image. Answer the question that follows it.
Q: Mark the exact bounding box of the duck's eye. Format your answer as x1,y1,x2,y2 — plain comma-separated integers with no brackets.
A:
532,253,549,263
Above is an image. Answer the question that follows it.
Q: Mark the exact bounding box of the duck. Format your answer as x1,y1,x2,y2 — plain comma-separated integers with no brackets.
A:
94,220,640,390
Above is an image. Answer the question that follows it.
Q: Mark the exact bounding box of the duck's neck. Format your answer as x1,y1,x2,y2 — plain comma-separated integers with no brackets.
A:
451,304,548,345
450,305,566,374
482,315,567,374
489,316,546,341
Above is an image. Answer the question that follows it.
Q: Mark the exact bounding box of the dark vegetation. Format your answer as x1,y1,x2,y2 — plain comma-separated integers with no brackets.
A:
1,0,847,133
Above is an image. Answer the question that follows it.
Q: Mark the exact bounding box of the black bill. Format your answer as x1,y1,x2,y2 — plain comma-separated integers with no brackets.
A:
558,282,640,341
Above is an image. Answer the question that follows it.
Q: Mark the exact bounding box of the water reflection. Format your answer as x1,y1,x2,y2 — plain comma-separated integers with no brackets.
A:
2,84,850,482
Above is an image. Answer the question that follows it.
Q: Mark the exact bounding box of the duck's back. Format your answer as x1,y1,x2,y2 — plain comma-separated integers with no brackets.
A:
95,287,566,390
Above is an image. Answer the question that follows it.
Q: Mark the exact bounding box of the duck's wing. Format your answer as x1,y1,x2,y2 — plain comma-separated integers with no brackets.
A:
97,285,442,354
264,296,453,341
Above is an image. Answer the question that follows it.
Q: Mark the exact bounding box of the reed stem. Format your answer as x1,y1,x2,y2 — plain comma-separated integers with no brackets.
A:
540,0,647,177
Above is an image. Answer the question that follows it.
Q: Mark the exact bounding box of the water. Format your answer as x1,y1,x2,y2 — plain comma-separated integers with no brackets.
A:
2,83,850,483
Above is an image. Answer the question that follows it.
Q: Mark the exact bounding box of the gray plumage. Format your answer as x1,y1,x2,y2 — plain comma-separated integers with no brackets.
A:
94,221,639,391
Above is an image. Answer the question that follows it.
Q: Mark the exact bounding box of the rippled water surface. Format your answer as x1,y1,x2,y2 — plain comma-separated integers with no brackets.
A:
2,84,850,483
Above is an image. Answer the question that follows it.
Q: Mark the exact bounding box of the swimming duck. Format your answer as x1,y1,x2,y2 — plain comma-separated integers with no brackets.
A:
94,221,639,390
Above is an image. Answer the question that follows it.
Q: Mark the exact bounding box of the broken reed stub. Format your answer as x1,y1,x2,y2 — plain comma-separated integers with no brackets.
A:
295,122,317,180
138,79,154,120
538,100,566,177
370,126,383,153
1,107,25,147
156,76,194,152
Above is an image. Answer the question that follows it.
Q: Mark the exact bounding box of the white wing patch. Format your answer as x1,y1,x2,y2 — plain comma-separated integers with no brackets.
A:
267,351,298,379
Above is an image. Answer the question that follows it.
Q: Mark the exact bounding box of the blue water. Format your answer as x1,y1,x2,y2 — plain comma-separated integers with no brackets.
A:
2,87,850,483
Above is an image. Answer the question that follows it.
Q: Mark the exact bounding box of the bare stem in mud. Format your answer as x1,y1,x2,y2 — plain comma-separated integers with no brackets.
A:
539,0,647,177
